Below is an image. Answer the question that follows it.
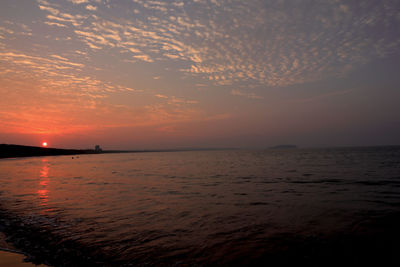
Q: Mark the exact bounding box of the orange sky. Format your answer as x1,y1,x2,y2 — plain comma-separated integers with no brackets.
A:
1,0,399,149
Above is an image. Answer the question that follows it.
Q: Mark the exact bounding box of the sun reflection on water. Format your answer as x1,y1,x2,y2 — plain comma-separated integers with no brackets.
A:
38,159,50,208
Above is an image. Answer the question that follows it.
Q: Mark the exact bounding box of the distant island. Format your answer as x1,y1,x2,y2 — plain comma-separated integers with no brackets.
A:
269,145,297,149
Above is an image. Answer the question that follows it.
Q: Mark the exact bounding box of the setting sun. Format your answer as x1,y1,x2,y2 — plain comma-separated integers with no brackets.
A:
42,142,48,147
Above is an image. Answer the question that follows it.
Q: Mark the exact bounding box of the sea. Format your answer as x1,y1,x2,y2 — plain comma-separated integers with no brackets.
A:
0,147,399,266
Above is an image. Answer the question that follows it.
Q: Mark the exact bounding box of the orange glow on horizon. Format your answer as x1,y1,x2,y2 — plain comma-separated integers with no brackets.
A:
42,142,48,147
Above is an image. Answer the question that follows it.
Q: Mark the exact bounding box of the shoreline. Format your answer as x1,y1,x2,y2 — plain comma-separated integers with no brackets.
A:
1,206,400,266
0,209,113,266
0,250,40,267
0,232,43,267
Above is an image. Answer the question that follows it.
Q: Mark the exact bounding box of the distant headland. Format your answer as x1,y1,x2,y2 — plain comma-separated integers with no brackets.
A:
0,144,236,159
0,144,104,159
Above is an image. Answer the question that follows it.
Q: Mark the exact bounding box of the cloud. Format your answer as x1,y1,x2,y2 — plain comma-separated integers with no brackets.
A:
68,0,89,4
0,26,14,35
86,5,97,11
69,0,396,88
38,5,59,15
50,54,69,61
231,89,263,99
1,1,248,137
155,94,168,99
0,51,138,102
44,21,68,28
3,0,399,108
132,54,153,62
154,94,199,106
169,96,199,105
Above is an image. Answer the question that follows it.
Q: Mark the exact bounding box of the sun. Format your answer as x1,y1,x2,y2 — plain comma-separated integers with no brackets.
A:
42,142,48,147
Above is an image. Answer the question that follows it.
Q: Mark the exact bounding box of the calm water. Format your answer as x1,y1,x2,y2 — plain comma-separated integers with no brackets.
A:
1,147,400,265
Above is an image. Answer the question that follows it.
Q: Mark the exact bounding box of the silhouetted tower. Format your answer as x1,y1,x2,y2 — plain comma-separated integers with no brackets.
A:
95,145,102,152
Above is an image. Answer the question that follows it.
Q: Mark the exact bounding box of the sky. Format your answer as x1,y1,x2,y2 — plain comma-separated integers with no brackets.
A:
0,0,399,149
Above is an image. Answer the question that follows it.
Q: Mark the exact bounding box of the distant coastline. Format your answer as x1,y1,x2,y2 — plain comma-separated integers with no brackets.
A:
0,144,236,159
269,145,297,149
0,144,103,159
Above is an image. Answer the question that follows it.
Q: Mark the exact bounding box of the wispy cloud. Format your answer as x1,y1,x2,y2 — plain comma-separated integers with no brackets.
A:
231,89,263,100
0,51,138,101
155,94,168,99
34,0,399,89
44,21,68,28
68,0,88,4
86,5,97,11
1,0,399,138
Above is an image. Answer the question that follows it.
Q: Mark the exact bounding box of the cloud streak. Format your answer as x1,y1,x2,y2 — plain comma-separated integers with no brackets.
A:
231,89,263,100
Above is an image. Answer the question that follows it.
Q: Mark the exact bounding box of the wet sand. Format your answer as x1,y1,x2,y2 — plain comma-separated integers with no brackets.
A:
0,251,39,267
0,233,43,267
